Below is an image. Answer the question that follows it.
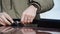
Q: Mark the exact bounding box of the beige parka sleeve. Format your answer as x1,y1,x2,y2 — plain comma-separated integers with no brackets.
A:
29,0,54,14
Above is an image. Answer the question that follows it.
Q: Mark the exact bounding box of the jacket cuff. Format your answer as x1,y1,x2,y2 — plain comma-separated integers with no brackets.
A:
28,1,41,12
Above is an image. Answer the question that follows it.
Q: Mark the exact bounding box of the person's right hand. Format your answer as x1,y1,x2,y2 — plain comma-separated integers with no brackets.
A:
0,12,14,26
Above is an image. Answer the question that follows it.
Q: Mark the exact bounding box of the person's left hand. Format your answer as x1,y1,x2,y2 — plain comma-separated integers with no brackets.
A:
21,5,37,24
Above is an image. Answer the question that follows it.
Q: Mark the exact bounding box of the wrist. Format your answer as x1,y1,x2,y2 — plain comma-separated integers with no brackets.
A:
30,5,37,12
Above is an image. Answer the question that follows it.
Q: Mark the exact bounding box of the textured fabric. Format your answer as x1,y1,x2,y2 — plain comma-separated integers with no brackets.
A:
33,0,54,14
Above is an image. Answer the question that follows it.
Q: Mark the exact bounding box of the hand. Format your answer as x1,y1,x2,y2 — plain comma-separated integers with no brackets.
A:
0,12,14,26
21,5,37,24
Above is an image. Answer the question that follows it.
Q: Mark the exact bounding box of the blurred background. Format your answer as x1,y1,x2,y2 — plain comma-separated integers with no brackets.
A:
40,0,60,20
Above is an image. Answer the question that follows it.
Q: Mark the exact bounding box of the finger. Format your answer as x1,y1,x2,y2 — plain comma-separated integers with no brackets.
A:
24,15,28,23
0,21,5,26
27,16,31,23
30,16,34,23
23,14,28,24
22,14,31,24
27,15,33,23
1,15,11,25
21,14,25,24
0,18,6,25
3,12,14,23
21,13,30,24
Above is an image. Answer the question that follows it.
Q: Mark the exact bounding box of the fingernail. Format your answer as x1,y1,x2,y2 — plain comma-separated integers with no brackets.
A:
9,23,11,25
12,21,14,23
